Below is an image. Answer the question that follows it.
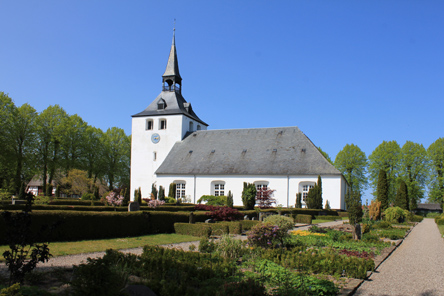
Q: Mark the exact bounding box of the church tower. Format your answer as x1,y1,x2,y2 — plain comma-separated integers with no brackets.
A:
130,30,208,200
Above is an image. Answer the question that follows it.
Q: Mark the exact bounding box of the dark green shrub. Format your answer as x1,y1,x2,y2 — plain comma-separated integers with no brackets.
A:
242,183,256,210
436,218,444,225
70,250,131,296
294,214,312,224
362,233,381,244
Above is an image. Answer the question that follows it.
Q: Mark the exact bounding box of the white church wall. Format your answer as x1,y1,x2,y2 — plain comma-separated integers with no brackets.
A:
130,114,186,201
155,174,345,209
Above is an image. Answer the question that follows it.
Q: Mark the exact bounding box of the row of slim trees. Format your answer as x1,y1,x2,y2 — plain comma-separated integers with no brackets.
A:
0,92,131,198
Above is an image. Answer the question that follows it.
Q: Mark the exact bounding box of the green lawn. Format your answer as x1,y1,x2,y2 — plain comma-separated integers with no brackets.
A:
0,233,200,260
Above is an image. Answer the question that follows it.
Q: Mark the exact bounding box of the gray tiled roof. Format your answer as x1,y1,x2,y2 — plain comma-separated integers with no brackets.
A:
131,91,208,126
156,127,342,176
416,203,442,211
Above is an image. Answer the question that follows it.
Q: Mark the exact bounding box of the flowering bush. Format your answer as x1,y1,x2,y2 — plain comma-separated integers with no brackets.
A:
147,199,165,208
247,222,288,248
106,192,124,209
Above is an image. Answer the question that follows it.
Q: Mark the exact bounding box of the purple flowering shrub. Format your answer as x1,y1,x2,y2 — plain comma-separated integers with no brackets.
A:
106,192,124,209
247,222,288,248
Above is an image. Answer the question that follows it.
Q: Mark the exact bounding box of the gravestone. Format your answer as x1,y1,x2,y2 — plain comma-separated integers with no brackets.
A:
205,219,215,223
128,201,140,212
244,215,249,220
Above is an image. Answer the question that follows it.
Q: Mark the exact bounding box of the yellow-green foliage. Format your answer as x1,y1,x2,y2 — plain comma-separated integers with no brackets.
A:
0,283,22,296
384,207,409,223
369,200,382,220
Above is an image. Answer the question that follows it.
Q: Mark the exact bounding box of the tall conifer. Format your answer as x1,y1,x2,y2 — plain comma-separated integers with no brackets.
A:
377,170,389,210
395,180,409,210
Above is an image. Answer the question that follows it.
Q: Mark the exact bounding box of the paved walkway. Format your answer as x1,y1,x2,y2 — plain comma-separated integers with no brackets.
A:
354,218,444,296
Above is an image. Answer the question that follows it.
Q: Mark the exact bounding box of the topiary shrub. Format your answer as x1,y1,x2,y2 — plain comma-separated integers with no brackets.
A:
263,215,294,232
294,214,312,224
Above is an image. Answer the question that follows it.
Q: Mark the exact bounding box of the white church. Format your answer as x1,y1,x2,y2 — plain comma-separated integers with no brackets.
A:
130,32,348,210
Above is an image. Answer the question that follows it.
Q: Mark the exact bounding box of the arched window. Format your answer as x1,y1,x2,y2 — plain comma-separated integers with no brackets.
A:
189,121,194,131
146,119,153,130
299,182,316,205
197,125,201,130
254,181,269,199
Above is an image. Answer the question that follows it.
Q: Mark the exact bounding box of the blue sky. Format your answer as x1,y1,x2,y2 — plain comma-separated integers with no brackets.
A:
1,1,443,202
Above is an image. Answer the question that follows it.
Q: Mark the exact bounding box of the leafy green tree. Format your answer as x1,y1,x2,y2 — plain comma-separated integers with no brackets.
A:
428,138,444,204
242,182,256,210
318,147,333,165
101,127,131,190
9,104,38,193
345,188,363,240
368,141,401,203
377,169,389,210
36,105,68,195
334,144,368,194
84,126,105,184
399,141,428,209
394,180,409,210
0,92,16,190
59,114,87,174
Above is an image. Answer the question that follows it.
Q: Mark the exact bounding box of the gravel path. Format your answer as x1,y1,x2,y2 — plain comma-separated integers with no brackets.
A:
354,218,444,296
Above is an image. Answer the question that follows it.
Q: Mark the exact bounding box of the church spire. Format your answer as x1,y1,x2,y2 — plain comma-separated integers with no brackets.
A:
162,28,182,93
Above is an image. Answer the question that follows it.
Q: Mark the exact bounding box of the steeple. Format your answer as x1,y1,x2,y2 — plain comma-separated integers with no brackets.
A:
162,28,182,93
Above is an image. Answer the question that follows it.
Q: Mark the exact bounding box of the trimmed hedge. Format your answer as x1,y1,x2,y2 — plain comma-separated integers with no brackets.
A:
314,215,339,221
294,214,312,224
174,221,243,237
0,210,208,244
239,220,261,231
174,223,212,237
410,215,424,223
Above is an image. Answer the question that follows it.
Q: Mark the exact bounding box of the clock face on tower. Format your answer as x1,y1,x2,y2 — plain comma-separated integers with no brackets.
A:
151,133,160,144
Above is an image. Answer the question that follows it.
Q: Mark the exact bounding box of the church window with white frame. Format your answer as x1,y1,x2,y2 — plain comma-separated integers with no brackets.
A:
176,182,186,199
213,182,225,196
159,119,167,130
189,121,194,131
302,184,314,202
146,119,153,130
255,181,269,199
